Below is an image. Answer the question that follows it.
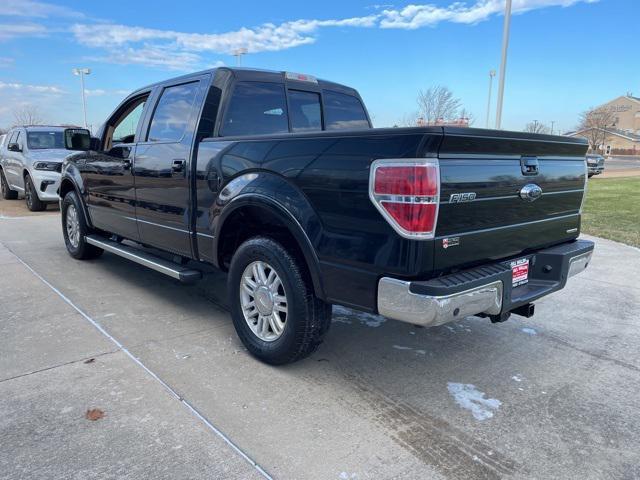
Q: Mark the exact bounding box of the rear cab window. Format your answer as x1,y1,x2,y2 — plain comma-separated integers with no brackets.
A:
289,90,322,133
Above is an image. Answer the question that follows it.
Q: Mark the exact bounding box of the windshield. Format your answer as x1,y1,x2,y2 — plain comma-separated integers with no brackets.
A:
27,131,64,150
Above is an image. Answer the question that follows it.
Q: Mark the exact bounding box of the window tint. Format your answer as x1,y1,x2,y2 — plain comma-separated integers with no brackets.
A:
9,131,19,144
289,90,322,133
222,82,288,137
323,91,369,131
148,82,199,142
113,100,146,143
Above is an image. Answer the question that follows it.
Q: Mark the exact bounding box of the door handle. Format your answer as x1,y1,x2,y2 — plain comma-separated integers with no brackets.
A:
172,159,186,173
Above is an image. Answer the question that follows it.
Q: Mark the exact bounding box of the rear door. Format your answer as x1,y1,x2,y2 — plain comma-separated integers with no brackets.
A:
435,128,588,272
133,75,208,257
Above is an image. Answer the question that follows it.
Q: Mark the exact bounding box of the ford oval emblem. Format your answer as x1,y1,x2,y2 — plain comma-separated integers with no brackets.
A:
519,183,543,202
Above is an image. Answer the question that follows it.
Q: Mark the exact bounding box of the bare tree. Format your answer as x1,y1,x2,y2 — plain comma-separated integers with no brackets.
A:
12,105,44,126
577,106,616,152
417,86,462,125
524,121,551,134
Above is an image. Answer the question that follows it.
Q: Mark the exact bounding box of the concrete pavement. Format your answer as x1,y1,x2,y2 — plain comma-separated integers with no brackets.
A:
1,209,639,479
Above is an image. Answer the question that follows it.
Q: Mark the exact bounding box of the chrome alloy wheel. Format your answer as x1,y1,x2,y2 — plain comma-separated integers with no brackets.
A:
66,204,80,248
240,260,288,342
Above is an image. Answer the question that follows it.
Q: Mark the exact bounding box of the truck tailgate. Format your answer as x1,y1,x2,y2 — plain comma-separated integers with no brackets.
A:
435,128,588,272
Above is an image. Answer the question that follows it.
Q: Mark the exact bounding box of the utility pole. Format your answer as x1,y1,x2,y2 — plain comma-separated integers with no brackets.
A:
550,120,556,135
495,0,512,130
486,69,496,128
72,68,91,129
232,48,248,66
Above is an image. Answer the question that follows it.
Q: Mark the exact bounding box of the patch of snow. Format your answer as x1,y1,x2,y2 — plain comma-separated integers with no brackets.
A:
521,327,537,335
392,345,412,350
511,375,523,382
333,305,386,328
103,313,116,318
447,382,501,421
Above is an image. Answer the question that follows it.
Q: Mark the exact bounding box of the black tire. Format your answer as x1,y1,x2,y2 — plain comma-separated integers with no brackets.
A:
61,190,103,260
1,169,18,200
24,174,46,211
587,173,594,178
228,237,331,365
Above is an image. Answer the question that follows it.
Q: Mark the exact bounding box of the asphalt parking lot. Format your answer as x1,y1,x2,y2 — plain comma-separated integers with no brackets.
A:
1,201,639,479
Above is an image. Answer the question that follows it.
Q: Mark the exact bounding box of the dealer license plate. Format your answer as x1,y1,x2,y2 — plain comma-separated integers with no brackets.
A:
511,258,529,287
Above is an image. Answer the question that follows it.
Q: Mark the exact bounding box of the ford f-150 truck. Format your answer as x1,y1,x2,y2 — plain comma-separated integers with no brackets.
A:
59,67,594,364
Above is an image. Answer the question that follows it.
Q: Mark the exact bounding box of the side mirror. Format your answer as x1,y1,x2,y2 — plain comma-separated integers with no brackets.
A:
64,128,92,151
7,142,21,152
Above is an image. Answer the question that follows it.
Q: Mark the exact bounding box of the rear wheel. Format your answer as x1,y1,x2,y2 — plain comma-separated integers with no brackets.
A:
24,174,46,211
228,237,331,365
1,169,18,200
61,190,103,260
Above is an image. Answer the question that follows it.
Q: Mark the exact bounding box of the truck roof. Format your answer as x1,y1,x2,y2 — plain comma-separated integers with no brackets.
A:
132,67,360,97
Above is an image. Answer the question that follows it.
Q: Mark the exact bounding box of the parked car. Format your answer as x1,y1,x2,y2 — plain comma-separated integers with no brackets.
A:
586,153,605,177
0,126,90,210
58,67,594,364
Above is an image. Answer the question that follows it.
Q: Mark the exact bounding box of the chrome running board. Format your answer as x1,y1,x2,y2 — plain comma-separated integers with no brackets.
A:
86,235,202,283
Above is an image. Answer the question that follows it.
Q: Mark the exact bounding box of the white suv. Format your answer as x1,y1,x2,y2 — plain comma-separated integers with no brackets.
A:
0,126,89,211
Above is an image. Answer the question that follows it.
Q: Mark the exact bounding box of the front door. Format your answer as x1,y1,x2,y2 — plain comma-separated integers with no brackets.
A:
133,78,205,257
84,93,150,240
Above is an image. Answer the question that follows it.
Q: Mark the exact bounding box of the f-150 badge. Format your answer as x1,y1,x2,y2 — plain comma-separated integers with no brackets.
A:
449,192,476,203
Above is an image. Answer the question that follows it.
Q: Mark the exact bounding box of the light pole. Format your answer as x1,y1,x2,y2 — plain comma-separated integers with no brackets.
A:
72,67,91,129
486,69,496,128
550,120,555,135
232,48,248,66
495,0,512,130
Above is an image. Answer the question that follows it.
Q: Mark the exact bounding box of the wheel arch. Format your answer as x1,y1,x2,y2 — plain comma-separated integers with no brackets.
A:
215,196,326,301
59,176,94,229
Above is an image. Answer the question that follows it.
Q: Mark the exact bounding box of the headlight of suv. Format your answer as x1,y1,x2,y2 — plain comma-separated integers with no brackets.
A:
33,162,61,171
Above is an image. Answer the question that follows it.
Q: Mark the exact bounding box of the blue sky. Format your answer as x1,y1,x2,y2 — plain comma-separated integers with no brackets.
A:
0,0,638,133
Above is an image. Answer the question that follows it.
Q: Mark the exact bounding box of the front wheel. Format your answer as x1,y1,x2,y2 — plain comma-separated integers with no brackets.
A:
61,191,103,260
24,174,46,211
228,237,331,365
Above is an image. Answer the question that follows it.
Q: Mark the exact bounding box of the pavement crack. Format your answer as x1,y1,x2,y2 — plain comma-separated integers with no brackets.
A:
0,349,120,384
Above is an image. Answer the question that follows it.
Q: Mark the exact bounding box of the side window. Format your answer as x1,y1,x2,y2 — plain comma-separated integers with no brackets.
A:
289,90,322,133
221,82,288,137
147,82,199,142
323,91,369,131
9,131,19,145
112,100,146,144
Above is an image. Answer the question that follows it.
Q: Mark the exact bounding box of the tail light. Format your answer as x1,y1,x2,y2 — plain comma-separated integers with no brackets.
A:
369,158,440,239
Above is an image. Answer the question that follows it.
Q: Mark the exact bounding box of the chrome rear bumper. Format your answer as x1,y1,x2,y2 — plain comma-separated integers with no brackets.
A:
378,278,503,326
377,240,594,327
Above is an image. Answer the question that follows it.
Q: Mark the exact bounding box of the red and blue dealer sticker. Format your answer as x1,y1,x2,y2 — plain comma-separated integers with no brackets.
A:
511,258,530,287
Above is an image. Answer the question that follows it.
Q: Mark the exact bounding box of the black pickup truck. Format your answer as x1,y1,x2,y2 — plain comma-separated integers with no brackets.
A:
59,67,594,364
